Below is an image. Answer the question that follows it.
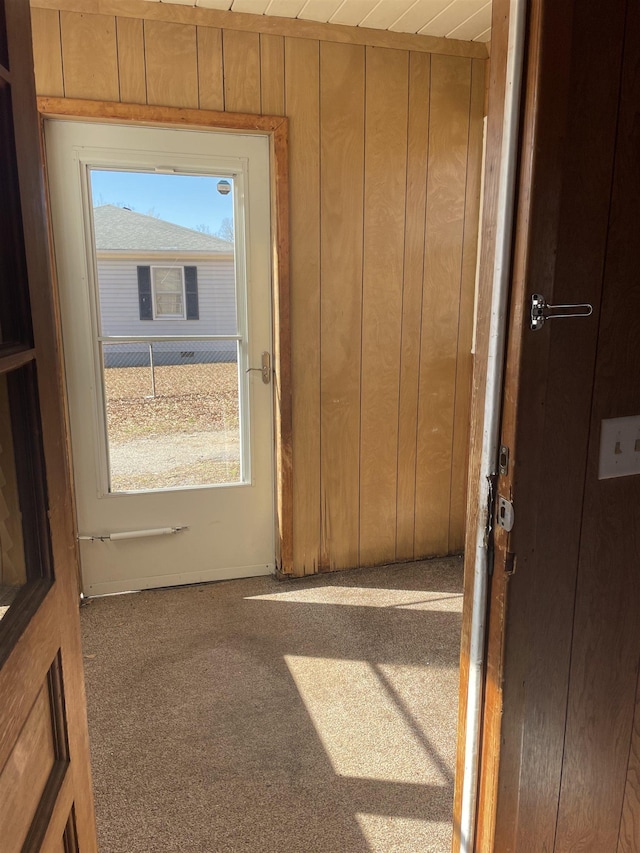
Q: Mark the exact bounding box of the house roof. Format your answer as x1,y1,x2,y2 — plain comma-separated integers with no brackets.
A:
93,205,234,253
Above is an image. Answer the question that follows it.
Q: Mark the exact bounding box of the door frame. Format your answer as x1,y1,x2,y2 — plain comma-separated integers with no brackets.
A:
37,97,294,577
453,0,527,849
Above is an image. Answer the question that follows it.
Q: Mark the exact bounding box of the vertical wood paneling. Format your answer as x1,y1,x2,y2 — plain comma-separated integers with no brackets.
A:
197,27,224,111
395,51,430,562
359,46,409,566
223,29,261,113
60,12,119,101
286,36,321,574
116,17,146,105
144,20,198,109
414,53,471,557
319,41,365,571
31,9,485,576
261,33,285,115
448,56,485,551
30,8,64,97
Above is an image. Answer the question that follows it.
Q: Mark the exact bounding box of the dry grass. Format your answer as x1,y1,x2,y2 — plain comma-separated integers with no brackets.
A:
104,363,239,442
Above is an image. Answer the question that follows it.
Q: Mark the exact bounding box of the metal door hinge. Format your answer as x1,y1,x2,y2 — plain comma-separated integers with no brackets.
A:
530,293,593,331
497,496,515,532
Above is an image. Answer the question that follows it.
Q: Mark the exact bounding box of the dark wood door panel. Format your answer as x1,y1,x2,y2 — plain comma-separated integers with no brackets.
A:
554,3,640,850
480,2,629,850
0,0,96,849
481,0,640,851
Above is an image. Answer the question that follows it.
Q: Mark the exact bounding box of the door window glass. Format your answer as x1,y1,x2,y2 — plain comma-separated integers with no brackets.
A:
88,169,245,493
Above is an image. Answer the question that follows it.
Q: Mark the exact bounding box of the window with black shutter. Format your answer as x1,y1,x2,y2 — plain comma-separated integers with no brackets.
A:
184,266,199,320
137,266,152,320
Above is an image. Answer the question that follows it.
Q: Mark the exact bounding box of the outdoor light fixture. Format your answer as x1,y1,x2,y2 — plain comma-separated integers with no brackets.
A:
217,179,231,195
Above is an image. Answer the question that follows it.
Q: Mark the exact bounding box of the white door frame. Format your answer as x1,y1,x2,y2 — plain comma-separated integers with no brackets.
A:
38,99,294,579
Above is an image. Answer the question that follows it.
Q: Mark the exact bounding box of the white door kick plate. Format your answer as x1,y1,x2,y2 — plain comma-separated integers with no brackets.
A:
599,416,640,479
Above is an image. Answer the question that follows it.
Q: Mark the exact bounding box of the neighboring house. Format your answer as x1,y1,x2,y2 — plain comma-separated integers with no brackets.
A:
92,204,236,366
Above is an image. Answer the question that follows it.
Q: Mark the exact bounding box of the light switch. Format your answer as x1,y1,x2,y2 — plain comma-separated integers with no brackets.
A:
599,416,640,479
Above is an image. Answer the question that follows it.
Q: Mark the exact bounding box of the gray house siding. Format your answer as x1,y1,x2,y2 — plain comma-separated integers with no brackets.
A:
97,258,237,366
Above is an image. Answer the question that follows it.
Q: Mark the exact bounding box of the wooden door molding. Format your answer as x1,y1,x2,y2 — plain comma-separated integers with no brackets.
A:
452,0,511,847
37,96,294,575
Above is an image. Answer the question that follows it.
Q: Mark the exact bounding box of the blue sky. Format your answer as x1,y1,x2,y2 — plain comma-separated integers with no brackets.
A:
90,169,234,234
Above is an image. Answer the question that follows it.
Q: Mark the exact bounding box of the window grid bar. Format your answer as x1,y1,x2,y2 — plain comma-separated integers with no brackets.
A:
99,335,243,343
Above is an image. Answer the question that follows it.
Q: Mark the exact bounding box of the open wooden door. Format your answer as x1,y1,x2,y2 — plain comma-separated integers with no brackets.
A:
456,0,640,850
0,0,97,849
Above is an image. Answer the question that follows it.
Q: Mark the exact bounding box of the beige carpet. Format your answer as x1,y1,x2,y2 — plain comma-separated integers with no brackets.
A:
81,557,463,853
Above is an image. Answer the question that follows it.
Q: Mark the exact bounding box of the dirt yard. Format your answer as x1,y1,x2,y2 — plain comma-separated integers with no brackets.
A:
104,362,240,440
103,363,241,490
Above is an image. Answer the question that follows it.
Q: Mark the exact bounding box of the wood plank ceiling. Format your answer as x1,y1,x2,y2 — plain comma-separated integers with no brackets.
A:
140,0,492,42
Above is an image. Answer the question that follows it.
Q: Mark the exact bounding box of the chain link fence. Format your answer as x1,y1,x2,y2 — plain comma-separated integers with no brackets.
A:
100,340,242,490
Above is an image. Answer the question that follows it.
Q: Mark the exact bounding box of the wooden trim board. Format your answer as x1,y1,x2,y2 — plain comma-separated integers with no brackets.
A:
29,0,489,59
37,96,294,575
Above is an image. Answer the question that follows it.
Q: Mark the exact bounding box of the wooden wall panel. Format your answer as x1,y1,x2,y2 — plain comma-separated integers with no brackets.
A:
415,54,471,557
144,20,198,109
60,12,119,101
31,6,485,576
30,8,63,97
395,51,430,563
449,56,485,551
319,41,365,571
116,17,146,105
261,34,285,115
286,36,321,575
359,46,408,566
223,29,261,114
197,27,223,111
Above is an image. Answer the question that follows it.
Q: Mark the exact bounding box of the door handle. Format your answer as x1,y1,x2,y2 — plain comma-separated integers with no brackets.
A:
246,351,271,384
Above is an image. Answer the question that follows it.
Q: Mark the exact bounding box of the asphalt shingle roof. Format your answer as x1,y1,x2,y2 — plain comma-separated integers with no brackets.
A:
93,204,234,253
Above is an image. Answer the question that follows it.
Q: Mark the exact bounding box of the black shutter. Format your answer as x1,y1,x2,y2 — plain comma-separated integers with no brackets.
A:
137,266,152,320
185,266,199,320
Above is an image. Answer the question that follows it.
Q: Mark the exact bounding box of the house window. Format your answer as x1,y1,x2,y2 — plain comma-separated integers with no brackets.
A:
152,267,184,318
137,265,198,320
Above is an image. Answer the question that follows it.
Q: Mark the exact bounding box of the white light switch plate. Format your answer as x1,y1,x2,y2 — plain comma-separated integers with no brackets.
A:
599,416,640,479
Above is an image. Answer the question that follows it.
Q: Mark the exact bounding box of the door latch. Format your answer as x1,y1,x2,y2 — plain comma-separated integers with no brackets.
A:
246,351,271,384
530,293,593,331
499,445,510,476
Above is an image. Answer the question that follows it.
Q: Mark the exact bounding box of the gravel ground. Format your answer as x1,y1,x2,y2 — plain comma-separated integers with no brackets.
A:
104,363,240,490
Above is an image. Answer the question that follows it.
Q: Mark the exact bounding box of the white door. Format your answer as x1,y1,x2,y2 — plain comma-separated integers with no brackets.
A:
45,120,275,595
